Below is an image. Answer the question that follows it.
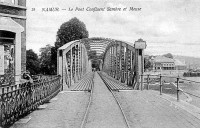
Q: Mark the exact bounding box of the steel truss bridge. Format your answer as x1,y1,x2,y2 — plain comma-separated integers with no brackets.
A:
58,37,146,90
2,37,200,128
0,37,146,127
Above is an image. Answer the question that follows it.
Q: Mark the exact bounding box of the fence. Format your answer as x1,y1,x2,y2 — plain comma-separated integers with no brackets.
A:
141,74,200,102
0,73,15,87
0,75,62,127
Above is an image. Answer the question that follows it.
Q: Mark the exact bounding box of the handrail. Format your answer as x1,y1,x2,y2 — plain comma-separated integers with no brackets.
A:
142,74,200,84
0,75,62,127
140,74,200,102
181,90,200,99
178,77,200,84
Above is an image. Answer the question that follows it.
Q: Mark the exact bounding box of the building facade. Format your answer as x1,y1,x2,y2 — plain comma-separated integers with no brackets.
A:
152,56,175,70
152,56,186,71
0,0,26,85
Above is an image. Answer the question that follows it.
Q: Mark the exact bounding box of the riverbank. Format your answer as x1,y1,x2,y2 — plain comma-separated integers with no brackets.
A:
144,71,200,108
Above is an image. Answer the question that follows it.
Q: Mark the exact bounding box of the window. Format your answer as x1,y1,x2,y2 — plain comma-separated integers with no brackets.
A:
0,0,18,5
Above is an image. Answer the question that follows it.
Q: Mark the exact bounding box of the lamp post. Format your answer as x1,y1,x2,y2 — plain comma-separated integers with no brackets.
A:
134,38,147,90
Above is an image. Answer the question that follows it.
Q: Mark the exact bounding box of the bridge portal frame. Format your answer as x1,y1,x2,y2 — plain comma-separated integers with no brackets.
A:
57,40,91,90
103,38,146,89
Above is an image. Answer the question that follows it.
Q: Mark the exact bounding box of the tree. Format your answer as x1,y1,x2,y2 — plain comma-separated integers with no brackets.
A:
26,49,40,75
50,46,57,73
55,17,89,48
144,57,152,70
163,53,173,59
51,17,89,74
39,44,56,75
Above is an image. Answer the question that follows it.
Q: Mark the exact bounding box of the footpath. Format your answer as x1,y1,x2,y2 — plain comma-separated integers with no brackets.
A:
116,90,200,128
11,72,200,128
12,90,90,128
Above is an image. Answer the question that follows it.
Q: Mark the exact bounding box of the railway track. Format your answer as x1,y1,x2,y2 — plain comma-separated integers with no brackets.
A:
80,72,130,128
80,73,94,128
98,72,131,128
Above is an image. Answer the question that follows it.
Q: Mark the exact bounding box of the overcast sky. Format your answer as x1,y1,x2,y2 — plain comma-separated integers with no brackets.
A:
27,0,200,57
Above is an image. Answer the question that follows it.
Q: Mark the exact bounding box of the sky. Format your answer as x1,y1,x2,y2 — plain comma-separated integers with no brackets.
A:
26,0,200,57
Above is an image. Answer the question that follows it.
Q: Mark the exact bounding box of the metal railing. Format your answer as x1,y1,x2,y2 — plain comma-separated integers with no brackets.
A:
0,73,15,86
141,74,200,102
0,75,62,127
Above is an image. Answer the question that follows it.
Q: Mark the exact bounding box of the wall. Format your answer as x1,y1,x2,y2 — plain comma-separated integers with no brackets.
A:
0,0,26,81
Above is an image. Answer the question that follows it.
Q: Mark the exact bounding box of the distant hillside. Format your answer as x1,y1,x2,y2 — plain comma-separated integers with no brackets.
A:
174,55,200,69
144,53,200,69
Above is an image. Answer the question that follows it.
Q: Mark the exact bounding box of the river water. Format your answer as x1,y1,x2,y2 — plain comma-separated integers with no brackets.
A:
182,77,200,82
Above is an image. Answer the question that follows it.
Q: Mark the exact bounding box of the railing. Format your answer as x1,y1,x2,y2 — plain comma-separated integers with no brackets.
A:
0,73,15,86
141,74,200,102
0,75,62,127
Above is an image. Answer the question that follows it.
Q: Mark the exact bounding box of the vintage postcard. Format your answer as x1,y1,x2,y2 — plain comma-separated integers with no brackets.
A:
1,0,200,127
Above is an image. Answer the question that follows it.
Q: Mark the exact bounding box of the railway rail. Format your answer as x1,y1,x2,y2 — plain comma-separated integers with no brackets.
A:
80,73,94,128
80,72,130,128
98,72,131,128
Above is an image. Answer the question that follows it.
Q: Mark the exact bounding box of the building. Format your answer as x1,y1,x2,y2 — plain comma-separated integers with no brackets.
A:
152,56,187,71
0,0,26,85
153,56,175,70
174,59,187,70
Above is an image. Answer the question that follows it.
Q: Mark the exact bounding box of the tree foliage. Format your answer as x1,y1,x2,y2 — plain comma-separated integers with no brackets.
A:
39,44,56,75
55,17,89,48
50,46,57,73
26,49,40,75
34,18,89,75
163,53,173,59
144,57,152,70
49,17,89,75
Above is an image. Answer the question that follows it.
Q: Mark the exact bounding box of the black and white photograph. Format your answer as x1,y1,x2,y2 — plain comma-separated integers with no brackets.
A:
1,0,200,127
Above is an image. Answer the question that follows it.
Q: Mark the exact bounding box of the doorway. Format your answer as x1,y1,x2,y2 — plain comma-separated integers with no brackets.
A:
0,30,15,85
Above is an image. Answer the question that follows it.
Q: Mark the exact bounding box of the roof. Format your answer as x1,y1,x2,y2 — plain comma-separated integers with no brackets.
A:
174,59,186,66
154,56,174,63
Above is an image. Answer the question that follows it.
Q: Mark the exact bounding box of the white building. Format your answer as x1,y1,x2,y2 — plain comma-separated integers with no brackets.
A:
152,56,186,71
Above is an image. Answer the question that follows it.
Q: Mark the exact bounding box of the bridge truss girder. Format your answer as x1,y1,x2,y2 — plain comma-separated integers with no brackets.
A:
58,40,91,89
57,37,146,90
102,41,139,89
